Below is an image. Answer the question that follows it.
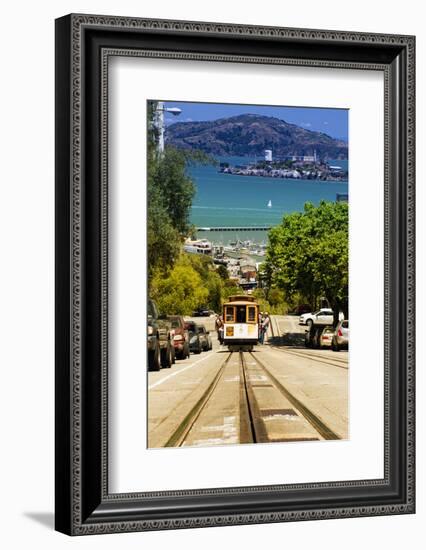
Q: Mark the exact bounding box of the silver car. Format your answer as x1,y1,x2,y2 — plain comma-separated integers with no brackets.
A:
197,324,212,351
332,320,349,351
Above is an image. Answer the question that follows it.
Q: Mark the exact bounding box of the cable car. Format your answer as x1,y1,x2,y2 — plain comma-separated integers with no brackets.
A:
222,295,259,351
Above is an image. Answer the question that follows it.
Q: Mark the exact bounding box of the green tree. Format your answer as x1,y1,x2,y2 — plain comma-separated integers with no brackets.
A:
150,147,196,235
263,200,348,324
221,279,242,302
216,264,229,280
147,101,215,281
147,102,183,277
150,253,238,315
251,287,289,315
150,261,209,315
204,271,223,313
181,253,228,313
147,181,181,272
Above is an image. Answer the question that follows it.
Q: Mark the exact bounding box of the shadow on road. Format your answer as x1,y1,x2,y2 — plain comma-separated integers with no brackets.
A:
268,331,306,348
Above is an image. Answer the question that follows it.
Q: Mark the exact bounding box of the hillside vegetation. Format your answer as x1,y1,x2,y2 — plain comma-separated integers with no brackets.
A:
166,114,348,159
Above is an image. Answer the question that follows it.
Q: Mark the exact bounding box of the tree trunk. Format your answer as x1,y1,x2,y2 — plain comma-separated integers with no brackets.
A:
331,297,341,328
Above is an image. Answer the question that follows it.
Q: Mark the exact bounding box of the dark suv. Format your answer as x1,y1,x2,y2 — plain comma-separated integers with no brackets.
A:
185,321,203,354
147,299,174,370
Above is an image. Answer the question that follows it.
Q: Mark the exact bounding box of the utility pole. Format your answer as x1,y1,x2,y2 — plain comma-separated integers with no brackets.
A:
154,102,182,154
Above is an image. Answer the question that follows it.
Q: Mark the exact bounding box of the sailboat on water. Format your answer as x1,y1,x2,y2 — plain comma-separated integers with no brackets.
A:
267,200,272,208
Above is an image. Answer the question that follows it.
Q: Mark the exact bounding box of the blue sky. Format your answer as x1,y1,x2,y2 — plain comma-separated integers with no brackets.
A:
162,101,348,142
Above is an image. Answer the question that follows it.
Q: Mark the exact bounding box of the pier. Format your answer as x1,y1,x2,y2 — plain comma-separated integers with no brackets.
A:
197,226,272,232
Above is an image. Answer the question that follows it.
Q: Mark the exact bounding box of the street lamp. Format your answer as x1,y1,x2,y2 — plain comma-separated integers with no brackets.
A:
155,102,182,153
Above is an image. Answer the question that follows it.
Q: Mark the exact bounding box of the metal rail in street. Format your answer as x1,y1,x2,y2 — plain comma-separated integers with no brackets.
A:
270,347,349,370
248,352,341,441
165,351,259,447
268,315,348,369
164,348,341,447
239,351,267,443
164,352,232,447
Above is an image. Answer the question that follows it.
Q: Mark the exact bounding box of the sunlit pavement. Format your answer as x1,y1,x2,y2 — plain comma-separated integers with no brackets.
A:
148,315,348,448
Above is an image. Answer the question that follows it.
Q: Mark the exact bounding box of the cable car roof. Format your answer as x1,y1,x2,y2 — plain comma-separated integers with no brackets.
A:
223,298,258,306
225,295,256,303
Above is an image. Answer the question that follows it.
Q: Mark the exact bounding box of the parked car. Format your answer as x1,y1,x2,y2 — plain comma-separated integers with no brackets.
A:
299,308,344,327
158,317,176,366
148,299,161,370
185,321,203,354
167,315,190,359
318,326,334,348
192,307,211,317
305,325,333,348
197,324,212,351
147,299,174,371
332,320,349,351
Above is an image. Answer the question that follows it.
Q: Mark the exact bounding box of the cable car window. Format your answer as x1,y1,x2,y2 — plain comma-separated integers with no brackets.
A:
236,306,246,323
247,306,256,323
225,306,234,322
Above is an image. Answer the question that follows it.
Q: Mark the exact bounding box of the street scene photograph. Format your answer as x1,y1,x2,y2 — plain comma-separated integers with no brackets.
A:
147,100,349,449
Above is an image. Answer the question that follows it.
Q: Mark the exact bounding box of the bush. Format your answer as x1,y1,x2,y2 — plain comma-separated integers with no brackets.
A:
150,260,208,316
151,253,238,316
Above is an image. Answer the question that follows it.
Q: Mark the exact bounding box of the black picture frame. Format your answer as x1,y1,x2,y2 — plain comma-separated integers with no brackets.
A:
55,14,415,535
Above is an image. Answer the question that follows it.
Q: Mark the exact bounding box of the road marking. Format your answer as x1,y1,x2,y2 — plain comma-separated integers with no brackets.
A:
185,438,224,446
263,414,300,422
248,374,268,382
201,425,224,432
181,379,202,385
192,416,238,446
148,353,214,390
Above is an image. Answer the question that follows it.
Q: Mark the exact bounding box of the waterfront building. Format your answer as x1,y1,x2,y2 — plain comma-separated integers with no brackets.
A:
329,165,345,173
183,238,213,255
264,149,272,162
240,262,257,281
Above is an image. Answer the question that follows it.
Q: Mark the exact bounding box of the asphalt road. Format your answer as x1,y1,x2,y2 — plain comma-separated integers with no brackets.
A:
148,315,348,448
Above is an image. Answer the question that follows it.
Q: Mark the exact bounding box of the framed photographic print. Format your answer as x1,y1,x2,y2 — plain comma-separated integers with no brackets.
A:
55,14,415,535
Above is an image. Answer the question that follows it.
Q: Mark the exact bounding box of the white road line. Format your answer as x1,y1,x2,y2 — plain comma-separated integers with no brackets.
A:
248,374,268,382
148,353,214,390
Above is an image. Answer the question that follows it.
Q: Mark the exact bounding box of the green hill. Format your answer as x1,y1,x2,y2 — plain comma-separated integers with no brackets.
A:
165,113,348,159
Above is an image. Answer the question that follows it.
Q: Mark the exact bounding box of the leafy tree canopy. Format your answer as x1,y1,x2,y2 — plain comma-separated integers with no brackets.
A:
147,100,231,312
263,200,348,312
150,260,209,316
150,253,236,316
147,100,215,278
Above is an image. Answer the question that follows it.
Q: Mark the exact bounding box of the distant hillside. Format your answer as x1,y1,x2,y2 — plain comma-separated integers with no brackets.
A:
165,113,348,160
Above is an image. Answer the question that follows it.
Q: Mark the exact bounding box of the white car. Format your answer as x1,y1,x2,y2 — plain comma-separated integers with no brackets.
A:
299,308,344,327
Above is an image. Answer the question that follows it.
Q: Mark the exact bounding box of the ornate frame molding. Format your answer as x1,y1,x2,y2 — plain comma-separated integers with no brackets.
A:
55,14,415,535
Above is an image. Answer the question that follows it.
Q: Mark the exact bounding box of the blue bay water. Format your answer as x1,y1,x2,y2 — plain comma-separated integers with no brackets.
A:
188,156,348,244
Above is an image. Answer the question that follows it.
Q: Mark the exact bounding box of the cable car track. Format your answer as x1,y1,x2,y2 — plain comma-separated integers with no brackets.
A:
239,351,268,443
268,317,348,369
247,352,341,441
165,349,341,447
164,352,233,447
269,346,349,370
165,351,261,446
